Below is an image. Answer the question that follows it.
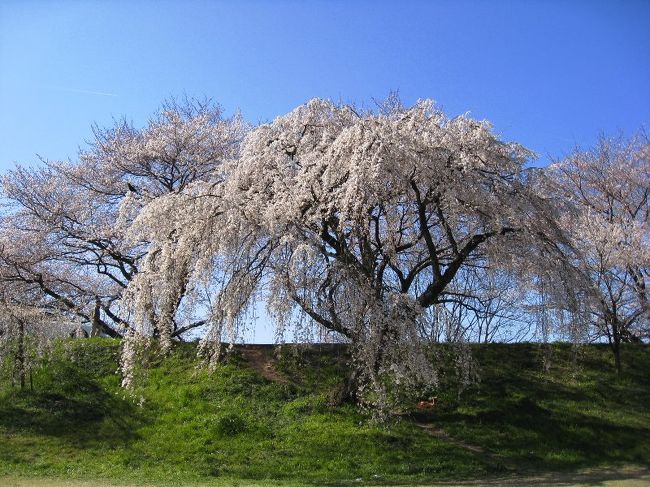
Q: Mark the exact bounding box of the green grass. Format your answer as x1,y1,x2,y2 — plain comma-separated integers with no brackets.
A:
430,343,650,471
0,339,648,486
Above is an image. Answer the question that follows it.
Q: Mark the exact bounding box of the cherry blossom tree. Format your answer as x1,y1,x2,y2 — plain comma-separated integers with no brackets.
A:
0,280,78,390
0,98,246,341
124,97,565,411
545,133,650,374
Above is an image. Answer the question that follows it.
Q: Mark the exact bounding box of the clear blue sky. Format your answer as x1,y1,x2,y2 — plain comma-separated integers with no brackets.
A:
1,0,649,169
1,0,649,341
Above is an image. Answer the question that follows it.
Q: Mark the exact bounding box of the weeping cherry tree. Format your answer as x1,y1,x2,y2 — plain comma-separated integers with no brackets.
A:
123,97,567,413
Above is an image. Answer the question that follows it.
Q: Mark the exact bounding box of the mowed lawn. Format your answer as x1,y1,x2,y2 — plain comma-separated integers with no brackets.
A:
0,340,648,486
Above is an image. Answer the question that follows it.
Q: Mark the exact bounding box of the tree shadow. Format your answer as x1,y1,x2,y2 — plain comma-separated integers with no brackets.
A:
0,360,146,448
423,344,650,472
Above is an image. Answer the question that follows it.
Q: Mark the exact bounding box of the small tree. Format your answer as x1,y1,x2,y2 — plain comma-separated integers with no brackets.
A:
546,132,650,374
0,290,76,390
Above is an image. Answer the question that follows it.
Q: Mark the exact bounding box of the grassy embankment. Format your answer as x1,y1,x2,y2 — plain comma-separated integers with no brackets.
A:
0,339,648,486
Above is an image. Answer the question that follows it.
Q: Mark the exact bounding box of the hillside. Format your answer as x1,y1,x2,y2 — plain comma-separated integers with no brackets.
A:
0,340,648,486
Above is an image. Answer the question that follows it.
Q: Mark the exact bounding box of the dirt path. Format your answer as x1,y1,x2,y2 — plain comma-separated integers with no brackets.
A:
2,468,649,487
424,465,650,486
238,346,288,383
415,422,519,471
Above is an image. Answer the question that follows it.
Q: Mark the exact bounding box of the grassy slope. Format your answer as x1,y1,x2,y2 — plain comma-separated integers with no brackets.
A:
0,340,648,486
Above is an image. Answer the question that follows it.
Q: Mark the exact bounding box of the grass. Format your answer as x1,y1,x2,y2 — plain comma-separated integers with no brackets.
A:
0,339,648,486
431,343,650,470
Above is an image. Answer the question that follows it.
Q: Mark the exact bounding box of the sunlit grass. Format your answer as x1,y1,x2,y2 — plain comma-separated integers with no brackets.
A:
0,339,648,485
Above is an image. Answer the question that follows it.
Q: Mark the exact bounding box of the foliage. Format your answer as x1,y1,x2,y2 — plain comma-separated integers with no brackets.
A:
543,132,650,373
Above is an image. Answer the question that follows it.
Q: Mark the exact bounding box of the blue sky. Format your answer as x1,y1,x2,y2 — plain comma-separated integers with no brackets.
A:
1,0,649,170
1,0,649,341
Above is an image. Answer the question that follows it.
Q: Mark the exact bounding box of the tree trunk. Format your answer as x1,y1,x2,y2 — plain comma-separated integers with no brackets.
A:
90,299,102,337
16,320,26,390
611,321,622,377
330,366,360,406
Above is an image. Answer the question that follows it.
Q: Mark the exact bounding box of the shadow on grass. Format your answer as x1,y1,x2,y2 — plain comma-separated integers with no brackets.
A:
423,344,650,472
0,360,145,448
